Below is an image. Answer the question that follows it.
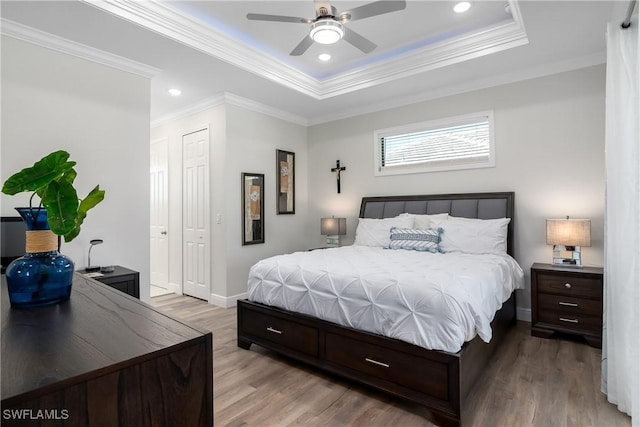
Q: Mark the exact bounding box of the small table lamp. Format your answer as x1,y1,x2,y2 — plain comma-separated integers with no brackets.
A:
86,239,104,272
546,217,591,267
321,217,347,247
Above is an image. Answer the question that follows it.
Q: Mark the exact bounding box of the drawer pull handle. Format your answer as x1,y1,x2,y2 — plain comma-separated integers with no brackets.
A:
365,357,390,368
559,317,579,323
564,283,572,289
559,301,579,307
266,327,282,334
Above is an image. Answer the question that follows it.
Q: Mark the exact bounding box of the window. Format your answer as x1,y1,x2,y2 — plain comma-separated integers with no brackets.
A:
374,111,495,176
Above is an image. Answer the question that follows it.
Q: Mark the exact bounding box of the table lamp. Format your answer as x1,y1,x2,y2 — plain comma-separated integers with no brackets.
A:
86,239,104,272
321,217,347,247
546,217,591,267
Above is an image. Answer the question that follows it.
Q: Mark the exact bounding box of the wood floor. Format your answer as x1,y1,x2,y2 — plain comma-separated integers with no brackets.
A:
150,294,631,427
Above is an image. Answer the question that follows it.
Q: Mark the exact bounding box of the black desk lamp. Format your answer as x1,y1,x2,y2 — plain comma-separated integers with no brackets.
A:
85,239,103,272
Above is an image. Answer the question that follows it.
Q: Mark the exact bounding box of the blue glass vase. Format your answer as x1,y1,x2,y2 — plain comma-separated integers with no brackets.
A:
5,207,74,308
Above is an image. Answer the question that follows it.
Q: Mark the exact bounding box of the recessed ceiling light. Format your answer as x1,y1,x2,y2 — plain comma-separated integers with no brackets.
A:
453,2,471,13
318,53,331,61
168,88,182,96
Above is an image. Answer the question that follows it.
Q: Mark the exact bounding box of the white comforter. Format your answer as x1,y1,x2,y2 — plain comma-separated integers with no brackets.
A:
247,246,524,353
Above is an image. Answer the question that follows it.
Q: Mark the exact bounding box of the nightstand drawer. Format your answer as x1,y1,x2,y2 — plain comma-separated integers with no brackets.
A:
538,310,602,333
536,273,602,300
538,293,601,317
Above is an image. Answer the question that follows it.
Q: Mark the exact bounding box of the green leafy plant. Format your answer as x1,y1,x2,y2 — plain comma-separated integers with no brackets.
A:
2,150,105,242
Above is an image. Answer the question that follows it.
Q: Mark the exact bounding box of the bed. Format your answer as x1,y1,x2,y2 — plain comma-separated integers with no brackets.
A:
237,192,523,426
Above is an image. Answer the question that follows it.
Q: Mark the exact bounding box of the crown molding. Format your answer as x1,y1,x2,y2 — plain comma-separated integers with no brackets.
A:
223,93,308,126
151,92,308,128
82,0,321,98
319,0,529,98
152,51,604,129
319,19,528,98
0,18,160,78
308,52,606,126
150,94,226,128
83,0,529,100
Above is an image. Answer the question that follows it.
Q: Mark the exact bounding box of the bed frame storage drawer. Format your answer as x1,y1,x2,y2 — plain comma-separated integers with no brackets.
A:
238,294,517,427
238,306,319,357
325,332,449,400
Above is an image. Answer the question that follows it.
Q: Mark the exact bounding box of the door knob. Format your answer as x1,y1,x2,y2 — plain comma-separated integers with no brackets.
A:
161,231,167,235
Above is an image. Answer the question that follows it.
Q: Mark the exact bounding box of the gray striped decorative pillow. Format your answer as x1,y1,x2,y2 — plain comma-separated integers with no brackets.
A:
389,227,443,253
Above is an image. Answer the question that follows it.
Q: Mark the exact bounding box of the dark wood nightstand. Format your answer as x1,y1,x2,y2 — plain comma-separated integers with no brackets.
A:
531,263,603,347
84,265,140,299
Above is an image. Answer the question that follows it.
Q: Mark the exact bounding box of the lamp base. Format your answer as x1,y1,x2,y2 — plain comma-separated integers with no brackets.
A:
85,266,101,273
325,235,341,247
552,245,583,268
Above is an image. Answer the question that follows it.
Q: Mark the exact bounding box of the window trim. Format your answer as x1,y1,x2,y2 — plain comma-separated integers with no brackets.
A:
373,111,495,177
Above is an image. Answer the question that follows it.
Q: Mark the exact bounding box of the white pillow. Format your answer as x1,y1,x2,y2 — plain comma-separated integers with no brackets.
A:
439,216,511,254
354,216,414,248
400,213,449,228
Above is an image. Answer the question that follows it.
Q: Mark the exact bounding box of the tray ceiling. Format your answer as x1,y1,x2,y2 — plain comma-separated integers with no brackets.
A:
0,1,618,124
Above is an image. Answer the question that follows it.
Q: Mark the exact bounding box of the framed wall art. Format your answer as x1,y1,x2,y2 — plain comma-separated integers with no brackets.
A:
242,172,264,245
276,149,295,214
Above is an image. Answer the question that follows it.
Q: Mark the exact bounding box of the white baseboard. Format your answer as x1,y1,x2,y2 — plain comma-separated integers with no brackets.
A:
167,282,182,295
517,306,532,322
210,292,248,308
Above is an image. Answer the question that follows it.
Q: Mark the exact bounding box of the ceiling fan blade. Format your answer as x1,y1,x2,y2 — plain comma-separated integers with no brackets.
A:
341,0,406,22
342,27,377,54
246,13,310,24
290,36,314,56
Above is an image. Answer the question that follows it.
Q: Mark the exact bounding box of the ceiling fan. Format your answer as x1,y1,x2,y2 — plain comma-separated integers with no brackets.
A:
247,0,407,56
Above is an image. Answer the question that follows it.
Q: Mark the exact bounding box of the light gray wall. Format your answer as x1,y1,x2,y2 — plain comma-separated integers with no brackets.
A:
307,65,606,316
1,36,152,301
225,105,309,297
150,102,308,303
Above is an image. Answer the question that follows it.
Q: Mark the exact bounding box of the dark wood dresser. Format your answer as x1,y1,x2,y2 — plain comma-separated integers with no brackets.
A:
1,273,213,426
531,262,603,347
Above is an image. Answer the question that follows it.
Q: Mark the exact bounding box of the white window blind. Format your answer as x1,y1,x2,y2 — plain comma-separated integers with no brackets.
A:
375,112,495,176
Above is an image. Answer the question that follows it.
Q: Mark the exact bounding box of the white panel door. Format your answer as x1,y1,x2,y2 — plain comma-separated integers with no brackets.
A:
182,128,210,301
150,137,169,288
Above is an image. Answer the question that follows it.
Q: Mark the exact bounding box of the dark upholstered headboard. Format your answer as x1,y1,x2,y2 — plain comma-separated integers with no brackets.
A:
359,192,515,255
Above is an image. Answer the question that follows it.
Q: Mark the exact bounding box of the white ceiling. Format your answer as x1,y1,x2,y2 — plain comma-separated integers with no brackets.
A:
0,1,624,126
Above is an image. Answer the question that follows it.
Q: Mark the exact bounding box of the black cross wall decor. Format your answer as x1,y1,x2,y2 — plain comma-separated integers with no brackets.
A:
330,160,346,194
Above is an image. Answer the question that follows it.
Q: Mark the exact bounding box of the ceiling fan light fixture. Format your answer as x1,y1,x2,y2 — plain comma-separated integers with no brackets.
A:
310,19,344,44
